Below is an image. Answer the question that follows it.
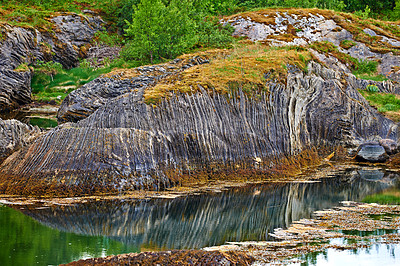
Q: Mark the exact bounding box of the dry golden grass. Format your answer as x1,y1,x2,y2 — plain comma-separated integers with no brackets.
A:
226,8,400,55
144,43,313,104
109,8,400,105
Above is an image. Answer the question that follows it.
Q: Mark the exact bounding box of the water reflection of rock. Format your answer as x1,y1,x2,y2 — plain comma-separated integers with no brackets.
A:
19,168,400,250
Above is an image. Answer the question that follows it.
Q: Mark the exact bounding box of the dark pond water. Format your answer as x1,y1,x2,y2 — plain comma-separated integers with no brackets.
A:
0,167,399,265
0,108,58,129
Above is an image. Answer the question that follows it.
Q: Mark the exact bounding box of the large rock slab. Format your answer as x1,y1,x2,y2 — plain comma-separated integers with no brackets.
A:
0,62,398,195
0,69,32,111
0,13,104,112
0,118,41,163
57,56,209,123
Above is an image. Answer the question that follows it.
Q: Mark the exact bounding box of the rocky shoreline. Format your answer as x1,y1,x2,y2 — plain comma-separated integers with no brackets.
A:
0,8,400,196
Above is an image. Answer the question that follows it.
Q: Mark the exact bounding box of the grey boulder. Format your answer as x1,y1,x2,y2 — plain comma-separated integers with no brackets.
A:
355,142,389,163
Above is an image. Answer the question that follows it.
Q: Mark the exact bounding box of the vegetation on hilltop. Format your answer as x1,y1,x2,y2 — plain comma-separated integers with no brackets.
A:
3,0,400,104
143,44,313,104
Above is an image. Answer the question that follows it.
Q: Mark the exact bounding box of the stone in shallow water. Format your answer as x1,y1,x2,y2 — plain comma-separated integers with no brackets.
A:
356,143,389,163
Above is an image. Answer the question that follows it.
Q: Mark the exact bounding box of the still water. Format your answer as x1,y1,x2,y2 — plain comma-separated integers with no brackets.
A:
0,107,58,129
299,239,400,266
0,167,399,265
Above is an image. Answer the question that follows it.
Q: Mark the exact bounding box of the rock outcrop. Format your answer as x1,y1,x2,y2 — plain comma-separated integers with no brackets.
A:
0,13,104,111
0,118,41,163
223,9,400,82
0,62,398,195
57,56,209,123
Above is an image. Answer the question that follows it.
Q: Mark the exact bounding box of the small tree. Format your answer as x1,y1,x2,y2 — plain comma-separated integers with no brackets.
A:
124,0,197,64
124,0,165,63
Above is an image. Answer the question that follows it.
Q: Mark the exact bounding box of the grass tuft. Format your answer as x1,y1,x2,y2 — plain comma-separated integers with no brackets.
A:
143,43,314,104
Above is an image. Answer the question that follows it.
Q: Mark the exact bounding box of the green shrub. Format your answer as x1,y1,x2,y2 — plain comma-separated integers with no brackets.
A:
366,84,379,92
340,39,357,49
354,59,378,75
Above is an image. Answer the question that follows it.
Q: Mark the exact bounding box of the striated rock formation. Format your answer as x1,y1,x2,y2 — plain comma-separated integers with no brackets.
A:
0,69,32,112
0,13,104,111
57,56,209,123
0,62,398,195
0,118,41,163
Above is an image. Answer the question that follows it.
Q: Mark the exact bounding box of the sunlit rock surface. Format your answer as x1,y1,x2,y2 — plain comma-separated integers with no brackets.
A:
0,118,41,163
0,14,103,111
0,62,398,195
223,10,400,82
57,56,209,123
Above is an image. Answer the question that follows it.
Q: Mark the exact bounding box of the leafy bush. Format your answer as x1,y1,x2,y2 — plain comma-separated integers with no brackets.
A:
122,0,234,64
34,61,63,76
354,59,378,75
366,84,379,92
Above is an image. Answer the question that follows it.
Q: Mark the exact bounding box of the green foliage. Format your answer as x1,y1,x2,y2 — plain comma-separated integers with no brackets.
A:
354,5,371,19
353,59,378,75
122,0,234,64
340,40,357,49
93,30,122,46
197,18,235,48
359,89,400,114
31,62,112,103
356,74,388,82
0,1,121,29
14,63,30,72
366,84,379,92
363,188,400,204
34,61,63,76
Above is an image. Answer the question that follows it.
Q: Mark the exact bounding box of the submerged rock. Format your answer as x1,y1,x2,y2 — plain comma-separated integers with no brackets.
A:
0,62,398,195
355,142,389,163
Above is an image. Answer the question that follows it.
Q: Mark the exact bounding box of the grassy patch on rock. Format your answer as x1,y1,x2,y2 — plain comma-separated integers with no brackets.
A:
359,89,400,121
0,0,120,30
143,43,313,104
32,62,112,104
226,8,400,54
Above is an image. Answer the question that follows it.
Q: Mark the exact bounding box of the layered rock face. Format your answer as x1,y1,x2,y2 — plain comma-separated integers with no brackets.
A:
0,14,104,111
0,62,397,195
0,118,41,163
223,10,400,81
57,56,209,123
